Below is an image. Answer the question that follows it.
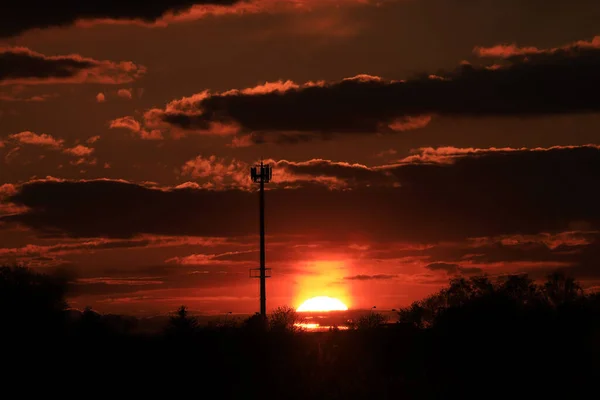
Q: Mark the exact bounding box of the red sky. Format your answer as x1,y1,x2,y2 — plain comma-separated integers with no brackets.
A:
1,0,600,315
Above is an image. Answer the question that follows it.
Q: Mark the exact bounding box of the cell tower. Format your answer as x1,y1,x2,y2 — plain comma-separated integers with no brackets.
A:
249,160,272,319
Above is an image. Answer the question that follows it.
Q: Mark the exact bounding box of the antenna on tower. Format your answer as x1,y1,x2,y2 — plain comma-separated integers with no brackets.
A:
249,160,272,322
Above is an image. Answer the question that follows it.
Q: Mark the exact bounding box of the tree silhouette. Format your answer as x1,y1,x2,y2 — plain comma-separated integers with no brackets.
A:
351,311,386,330
396,272,597,331
165,305,198,337
543,271,584,306
0,265,69,337
242,312,267,333
269,305,304,332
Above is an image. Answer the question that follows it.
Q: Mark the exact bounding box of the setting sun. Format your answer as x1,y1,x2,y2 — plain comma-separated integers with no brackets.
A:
297,296,349,312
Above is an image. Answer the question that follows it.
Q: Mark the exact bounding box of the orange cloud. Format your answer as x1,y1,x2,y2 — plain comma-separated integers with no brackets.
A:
399,145,600,164
5,131,97,165
180,156,393,190
166,250,256,266
474,35,600,59
0,183,28,217
9,131,64,148
388,115,432,132
117,88,133,99
228,135,253,148
180,155,252,189
75,278,164,286
63,145,94,157
109,116,163,140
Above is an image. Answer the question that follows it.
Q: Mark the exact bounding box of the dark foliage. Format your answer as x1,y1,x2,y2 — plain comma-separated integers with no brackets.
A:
1,266,599,398
0,265,69,338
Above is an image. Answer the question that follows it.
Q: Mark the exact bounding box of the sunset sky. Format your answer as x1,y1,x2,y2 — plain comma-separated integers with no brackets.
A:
1,0,600,315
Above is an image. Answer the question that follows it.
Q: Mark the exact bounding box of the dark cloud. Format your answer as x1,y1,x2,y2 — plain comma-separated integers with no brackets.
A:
424,262,483,276
459,267,484,275
425,263,460,274
344,274,396,281
69,270,247,298
1,1,243,38
149,36,600,144
0,47,145,85
3,145,600,242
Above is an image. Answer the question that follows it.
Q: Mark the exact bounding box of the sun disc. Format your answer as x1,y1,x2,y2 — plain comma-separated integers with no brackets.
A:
297,296,348,312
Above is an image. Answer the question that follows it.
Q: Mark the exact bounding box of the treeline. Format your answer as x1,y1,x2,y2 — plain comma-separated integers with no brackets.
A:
1,265,599,398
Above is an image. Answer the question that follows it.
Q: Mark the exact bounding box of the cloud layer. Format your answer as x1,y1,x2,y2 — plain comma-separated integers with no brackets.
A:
3,145,599,242
1,0,379,38
1,1,244,37
3,131,96,166
130,35,600,144
0,47,145,85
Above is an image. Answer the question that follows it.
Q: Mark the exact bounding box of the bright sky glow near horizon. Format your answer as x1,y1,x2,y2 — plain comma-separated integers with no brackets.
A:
1,0,600,316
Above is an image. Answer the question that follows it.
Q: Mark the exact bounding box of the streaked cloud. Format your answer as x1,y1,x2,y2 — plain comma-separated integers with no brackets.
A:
0,47,146,85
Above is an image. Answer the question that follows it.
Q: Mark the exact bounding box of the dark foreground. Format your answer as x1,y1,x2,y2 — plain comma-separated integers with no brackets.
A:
2,266,600,399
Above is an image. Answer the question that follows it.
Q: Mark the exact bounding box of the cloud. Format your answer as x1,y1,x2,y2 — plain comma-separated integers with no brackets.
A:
178,156,393,190
0,92,57,102
4,147,20,164
5,131,97,165
270,158,392,188
117,88,133,99
474,35,600,59
398,146,556,164
424,262,460,274
8,131,64,148
1,1,382,38
63,145,94,157
166,250,257,265
141,35,600,144
424,262,483,276
1,1,243,37
344,274,397,280
0,238,152,259
4,144,600,242
0,183,27,217
376,149,397,158
0,47,146,85
75,277,164,286
388,116,432,132
180,155,251,189
109,116,163,140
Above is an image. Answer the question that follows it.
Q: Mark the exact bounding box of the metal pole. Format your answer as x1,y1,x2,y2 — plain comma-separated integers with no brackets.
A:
259,165,267,319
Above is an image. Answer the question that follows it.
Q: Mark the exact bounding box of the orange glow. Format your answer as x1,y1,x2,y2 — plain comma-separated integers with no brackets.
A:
293,260,352,309
294,322,320,329
297,296,348,312
294,322,350,331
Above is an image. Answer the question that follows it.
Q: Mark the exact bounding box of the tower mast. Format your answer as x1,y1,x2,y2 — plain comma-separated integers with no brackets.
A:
250,160,272,320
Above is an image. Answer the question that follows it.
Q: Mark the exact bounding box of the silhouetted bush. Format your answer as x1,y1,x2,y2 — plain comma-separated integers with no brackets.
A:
348,311,387,330
0,265,69,338
269,305,304,332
